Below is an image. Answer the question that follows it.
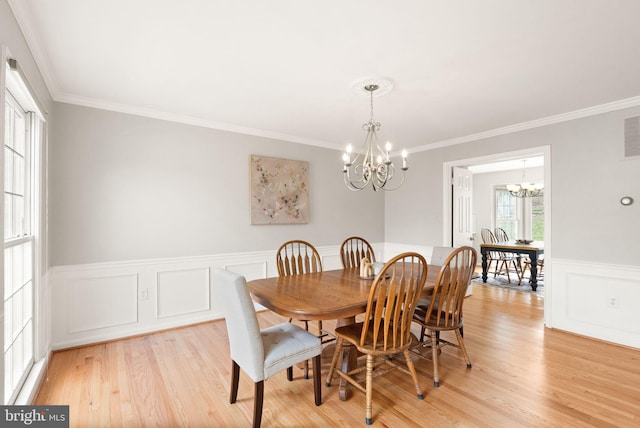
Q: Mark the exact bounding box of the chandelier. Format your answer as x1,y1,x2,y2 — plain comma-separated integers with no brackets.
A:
506,160,543,197
342,83,407,191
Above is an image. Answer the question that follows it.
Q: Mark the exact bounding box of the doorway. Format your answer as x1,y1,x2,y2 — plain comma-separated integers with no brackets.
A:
442,146,551,323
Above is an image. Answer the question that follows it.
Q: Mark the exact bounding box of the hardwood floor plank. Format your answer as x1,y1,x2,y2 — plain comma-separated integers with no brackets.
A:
34,284,640,427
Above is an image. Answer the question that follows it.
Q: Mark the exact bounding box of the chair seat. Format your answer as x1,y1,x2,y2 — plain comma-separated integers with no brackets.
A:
262,323,322,379
412,310,463,332
335,322,417,356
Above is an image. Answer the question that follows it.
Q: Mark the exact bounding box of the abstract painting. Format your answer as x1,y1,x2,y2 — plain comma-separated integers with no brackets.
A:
250,155,309,224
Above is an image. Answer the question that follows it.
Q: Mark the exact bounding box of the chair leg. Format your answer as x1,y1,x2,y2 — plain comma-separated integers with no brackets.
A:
430,332,440,387
518,261,530,285
455,329,472,369
511,259,520,282
287,367,293,381
365,355,374,425
253,381,264,428
312,354,322,406
492,259,500,277
303,321,310,379
325,338,344,387
403,349,424,399
230,360,240,404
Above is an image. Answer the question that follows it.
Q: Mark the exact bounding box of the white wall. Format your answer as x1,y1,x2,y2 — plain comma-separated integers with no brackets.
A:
50,102,385,266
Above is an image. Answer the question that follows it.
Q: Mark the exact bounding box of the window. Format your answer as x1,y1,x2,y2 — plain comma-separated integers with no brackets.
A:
530,195,544,241
3,59,43,405
4,92,36,404
495,188,544,240
495,189,518,239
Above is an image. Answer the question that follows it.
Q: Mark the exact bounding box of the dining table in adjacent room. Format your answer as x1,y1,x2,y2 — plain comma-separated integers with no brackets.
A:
247,265,439,401
480,241,544,291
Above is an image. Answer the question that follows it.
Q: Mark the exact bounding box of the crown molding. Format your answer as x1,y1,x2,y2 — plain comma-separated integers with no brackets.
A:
55,92,341,151
57,93,640,158
410,95,640,154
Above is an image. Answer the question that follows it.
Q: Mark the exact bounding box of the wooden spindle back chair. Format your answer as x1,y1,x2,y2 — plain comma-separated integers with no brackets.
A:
339,236,375,269
481,228,519,282
411,246,477,387
326,252,428,425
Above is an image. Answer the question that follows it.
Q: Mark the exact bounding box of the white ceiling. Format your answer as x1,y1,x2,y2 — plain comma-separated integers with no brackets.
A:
9,0,640,154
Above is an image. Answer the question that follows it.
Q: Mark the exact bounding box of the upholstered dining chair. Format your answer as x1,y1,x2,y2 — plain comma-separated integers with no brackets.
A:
325,252,428,425
430,246,456,266
411,246,477,387
339,236,375,269
213,268,322,428
276,239,325,378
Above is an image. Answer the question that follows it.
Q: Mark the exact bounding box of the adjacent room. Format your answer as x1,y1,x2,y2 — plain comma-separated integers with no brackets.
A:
1,1,639,426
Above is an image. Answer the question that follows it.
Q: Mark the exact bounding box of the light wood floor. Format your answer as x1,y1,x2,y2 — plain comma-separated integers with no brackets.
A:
35,283,640,427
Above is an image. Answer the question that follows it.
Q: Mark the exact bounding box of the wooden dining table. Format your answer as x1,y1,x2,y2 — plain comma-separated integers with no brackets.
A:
247,265,440,401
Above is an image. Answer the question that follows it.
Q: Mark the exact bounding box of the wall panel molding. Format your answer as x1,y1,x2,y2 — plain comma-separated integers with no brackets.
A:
550,258,640,349
49,243,383,349
156,267,210,319
68,274,138,333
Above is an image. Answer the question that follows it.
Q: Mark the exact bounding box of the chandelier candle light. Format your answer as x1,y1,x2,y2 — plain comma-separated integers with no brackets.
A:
506,160,544,198
342,82,408,191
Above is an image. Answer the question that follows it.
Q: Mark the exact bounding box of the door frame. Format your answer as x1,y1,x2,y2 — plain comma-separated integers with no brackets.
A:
442,145,552,326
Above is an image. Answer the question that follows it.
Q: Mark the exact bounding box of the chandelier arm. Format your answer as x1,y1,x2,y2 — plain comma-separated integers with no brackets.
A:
343,169,371,191
377,169,407,191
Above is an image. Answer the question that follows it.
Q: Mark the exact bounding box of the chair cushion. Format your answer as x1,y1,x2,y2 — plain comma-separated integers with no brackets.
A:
262,322,322,379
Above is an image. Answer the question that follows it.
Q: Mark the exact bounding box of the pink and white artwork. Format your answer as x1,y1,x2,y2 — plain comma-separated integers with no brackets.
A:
250,155,309,224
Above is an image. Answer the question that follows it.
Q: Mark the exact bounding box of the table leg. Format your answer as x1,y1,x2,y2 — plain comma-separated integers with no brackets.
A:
530,252,538,291
335,316,356,401
481,250,488,282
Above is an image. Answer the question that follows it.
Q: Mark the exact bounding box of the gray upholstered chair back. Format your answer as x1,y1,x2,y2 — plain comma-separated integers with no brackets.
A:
214,268,265,381
431,246,456,266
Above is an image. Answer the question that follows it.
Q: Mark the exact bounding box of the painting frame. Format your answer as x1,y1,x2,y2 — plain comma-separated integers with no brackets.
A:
250,155,310,225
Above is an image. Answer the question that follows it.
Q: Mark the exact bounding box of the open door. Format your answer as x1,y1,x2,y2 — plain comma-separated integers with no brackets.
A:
452,166,474,247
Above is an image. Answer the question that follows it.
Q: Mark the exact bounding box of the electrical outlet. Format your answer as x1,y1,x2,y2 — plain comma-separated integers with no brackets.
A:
140,289,149,301
607,296,619,309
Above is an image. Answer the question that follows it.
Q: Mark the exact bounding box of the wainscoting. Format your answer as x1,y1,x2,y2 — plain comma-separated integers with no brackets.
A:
550,259,640,349
49,243,390,349
49,245,640,351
